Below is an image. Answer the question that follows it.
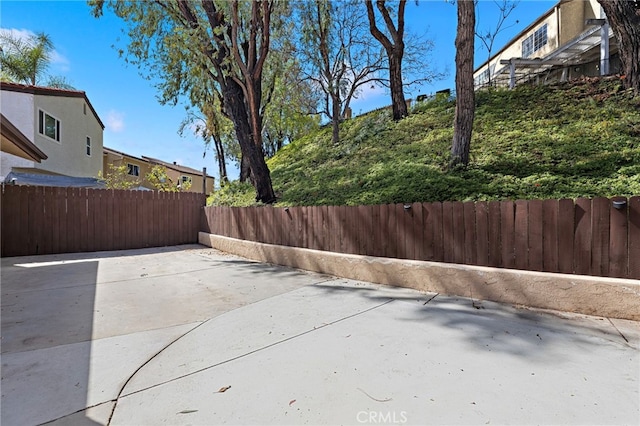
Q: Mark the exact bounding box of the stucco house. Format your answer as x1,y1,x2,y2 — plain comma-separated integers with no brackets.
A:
142,155,215,194
103,146,153,189
474,0,620,89
103,147,215,193
0,82,104,181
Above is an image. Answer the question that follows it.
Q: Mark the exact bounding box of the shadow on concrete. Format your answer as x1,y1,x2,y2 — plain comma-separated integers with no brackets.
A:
1,257,102,425
214,258,331,280
311,282,630,358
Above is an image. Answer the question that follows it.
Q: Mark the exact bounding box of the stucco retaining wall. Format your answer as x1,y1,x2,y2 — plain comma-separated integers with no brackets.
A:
199,232,640,321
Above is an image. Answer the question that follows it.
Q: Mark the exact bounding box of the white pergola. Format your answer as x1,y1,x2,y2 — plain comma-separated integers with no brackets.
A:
497,20,616,89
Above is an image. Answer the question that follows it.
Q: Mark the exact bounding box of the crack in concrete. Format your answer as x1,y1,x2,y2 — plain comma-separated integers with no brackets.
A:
105,321,209,426
114,297,398,405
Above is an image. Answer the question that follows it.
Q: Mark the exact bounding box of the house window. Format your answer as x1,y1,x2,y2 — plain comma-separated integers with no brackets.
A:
86,136,91,156
522,24,548,58
127,163,140,176
178,175,192,189
83,103,87,115
38,109,60,142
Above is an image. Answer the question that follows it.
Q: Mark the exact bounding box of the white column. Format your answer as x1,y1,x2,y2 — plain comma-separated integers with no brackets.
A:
509,60,516,89
600,7,610,76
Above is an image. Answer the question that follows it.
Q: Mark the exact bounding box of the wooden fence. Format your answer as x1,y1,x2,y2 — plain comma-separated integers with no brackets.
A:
202,197,640,280
1,185,205,257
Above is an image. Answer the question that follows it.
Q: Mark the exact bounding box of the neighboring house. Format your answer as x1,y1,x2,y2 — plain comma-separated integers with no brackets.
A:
103,147,215,193
103,147,153,189
142,155,215,194
0,82,104,180
474,0,620,89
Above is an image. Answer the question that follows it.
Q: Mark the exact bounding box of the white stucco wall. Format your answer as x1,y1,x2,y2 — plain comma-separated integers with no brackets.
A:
1,90,35,139
0,152,34,181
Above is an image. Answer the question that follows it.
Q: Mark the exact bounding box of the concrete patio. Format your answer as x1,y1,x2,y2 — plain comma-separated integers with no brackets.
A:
1,244,638,425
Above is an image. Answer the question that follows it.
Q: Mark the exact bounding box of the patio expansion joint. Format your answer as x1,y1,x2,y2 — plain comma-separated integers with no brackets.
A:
115,295,408,401
38,401,115,426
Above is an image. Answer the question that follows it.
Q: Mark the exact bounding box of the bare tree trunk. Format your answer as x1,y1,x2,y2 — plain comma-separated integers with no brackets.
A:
451,0,475,168
211,134,228,185
389,55,408,119
239,154,251,182
224,78,276,203
365,0,408,121
331,92,341,144
597,0,640,95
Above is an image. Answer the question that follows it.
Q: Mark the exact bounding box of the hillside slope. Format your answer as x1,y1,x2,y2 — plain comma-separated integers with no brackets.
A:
212,78,640,206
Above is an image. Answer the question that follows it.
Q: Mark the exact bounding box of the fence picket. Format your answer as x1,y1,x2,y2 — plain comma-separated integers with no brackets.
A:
574,198,592,275
610,197,629,278
629,196,640,279
500,201,515,269
377,204,389,258
514,200,529,270
557,198,574,274
429,202,444,262
487,201,501,267
411,202,424,261
591,197,610,276
475,201,489,266
463,201,476,265
542,199,559,272
528,199,543,271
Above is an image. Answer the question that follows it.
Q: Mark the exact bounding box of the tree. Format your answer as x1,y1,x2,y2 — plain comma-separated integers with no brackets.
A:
450,0,475,168
179,99,234,186
98,164,139,189
0,30,74,88
146,165,192,191
475,0,519,88
297,0,386,144
365,0,407,120
596,0,640,95
262,56,320,157
91,0,278,203
175,60,234,186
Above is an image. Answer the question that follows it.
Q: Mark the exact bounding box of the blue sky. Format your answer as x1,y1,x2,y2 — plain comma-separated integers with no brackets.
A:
1,0,555,182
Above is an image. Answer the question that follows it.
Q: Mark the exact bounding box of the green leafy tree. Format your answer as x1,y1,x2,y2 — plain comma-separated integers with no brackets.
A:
262,54,320,158
179,99,235,186
0,30,74,88
98,164,139,189
146,165,192,192
91,0,280,203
